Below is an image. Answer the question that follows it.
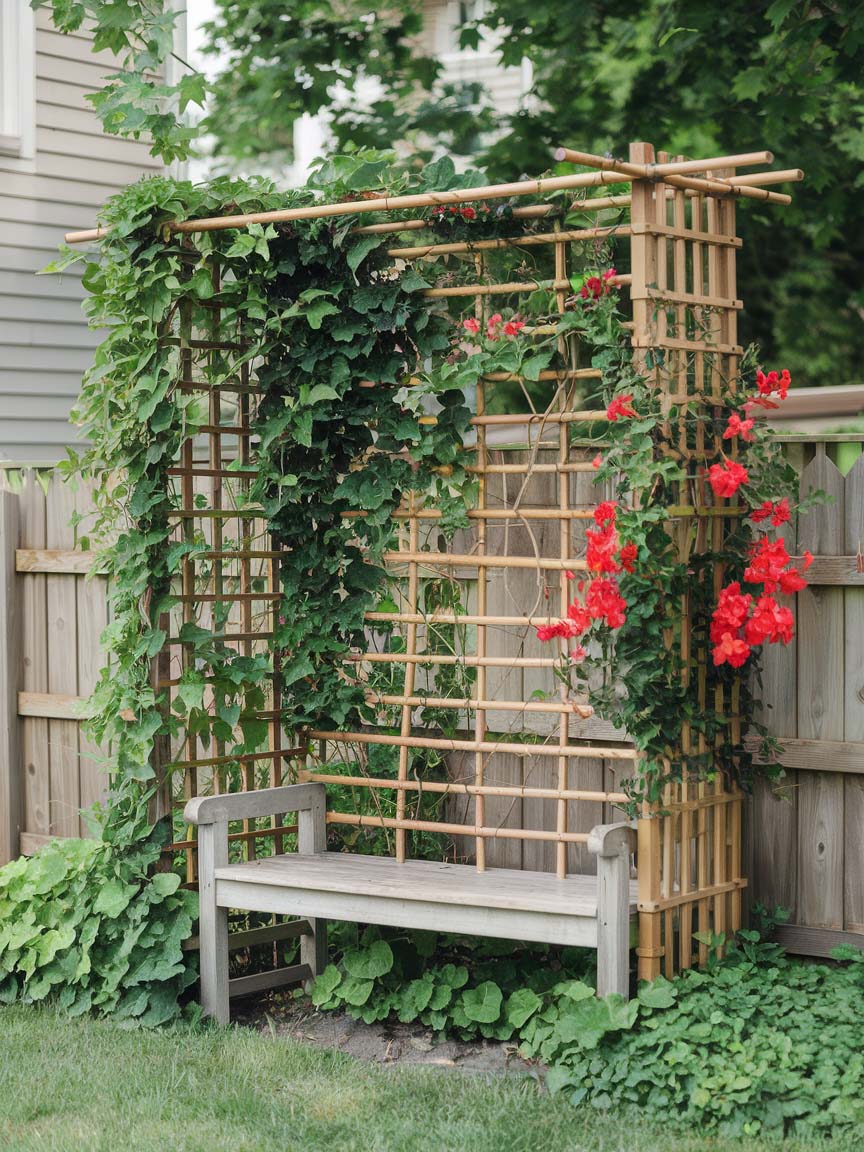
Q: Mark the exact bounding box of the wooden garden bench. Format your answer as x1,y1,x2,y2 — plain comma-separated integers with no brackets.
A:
186,783,638,1024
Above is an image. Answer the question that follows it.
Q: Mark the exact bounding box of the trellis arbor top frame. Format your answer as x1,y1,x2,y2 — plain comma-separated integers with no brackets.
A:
67,143,800,1017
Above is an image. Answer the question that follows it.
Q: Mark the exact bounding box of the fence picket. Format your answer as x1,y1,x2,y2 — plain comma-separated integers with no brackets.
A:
843,451,864,930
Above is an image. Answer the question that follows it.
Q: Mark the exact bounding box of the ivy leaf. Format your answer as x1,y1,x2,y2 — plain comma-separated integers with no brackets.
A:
311,964,342,1006
93,879,138,919
346,235,383,278
505,987,542,1028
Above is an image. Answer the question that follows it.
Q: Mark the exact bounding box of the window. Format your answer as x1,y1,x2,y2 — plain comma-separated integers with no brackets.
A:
0,0,35,164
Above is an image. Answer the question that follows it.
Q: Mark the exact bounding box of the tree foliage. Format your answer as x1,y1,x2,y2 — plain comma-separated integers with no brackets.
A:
201,0,864,386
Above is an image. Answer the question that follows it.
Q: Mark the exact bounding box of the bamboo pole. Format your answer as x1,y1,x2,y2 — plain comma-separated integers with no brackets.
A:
365,692,592,715
301,771,627,804
310,730,640,760
63,170,647,244
553,148,792,204
325,810,591,843
387,224,630,260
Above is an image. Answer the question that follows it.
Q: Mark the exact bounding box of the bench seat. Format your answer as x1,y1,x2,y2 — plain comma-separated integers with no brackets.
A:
186,782,637,1024
215,851,639,949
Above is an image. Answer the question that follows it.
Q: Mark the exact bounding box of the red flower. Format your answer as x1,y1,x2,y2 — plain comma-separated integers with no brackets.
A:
710,581,752,644
708,460,749,498
756,368,791,401
503,319,525,337
536,623,565,642
592,454,603,470
569,645,588,663
486,313,503,340
606,395,636,422
723,411,755,442
580,268,618,300
462,317,480,335
713,631,751,669
585,577,627,628
803,550,813,570
586,522,621,574
778,568,807,595
593,500,618,526
770,497,791,527
744,595,794,646
750,500,774,523
461,206,476,220
619,542,638,573
566,601,591,634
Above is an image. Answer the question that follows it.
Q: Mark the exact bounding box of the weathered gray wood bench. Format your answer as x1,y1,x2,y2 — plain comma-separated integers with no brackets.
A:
185,783,638,1024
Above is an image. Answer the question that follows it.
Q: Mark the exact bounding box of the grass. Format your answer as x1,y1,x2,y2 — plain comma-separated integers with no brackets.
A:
0,1005,860,1152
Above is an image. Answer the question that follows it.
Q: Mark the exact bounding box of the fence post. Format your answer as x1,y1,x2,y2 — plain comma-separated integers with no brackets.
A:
0,489,22,865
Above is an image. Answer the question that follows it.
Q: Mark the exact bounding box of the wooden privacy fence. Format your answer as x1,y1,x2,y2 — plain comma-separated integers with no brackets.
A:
751,436,864,954
1,141,830,981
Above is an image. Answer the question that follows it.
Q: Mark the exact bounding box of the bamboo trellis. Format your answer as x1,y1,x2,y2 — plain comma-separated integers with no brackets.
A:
66,141,800,981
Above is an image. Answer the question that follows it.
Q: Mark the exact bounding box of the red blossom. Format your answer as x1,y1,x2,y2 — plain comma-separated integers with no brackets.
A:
462,317,480,335
585,577,627,628
461,206,476,220
710,581,752,644
486,313,503,340
803,550,813,569
778,568,807,594
503,319,525,337
723,411,755,442
770,498,791,526
593,500,618,526
750,500,774,523
744,594,794,646
713,631,751,669
586,522,621,574
569,645,588,663
592,454,603,470
619,542,638,573
580,268,617,300
566,601,591,634
708,460,749,498
606,395,636,422
756,368,791,400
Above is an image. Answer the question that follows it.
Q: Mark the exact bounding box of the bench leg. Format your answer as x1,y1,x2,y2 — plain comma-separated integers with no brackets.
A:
593,827,633,999
297,791,328,991
197,821,230,1024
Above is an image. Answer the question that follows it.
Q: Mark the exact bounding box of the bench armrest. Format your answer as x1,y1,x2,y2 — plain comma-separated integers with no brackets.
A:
184,782,326,827
587,820,636,858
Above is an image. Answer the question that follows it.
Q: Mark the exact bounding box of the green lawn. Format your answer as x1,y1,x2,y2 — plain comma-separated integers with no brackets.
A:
0,1005,857,1152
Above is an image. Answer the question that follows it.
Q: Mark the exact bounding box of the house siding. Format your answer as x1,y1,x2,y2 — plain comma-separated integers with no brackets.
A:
0,9,168,464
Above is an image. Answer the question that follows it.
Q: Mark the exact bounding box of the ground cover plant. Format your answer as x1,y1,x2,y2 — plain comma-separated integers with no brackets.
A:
311,926,864,1140
2,1003,863,1152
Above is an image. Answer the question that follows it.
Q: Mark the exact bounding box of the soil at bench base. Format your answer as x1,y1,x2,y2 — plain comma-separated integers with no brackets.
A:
234,993,537,1076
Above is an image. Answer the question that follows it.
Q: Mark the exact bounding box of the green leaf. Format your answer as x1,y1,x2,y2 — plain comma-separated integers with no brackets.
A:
94,879,138,919
342,939,394,979
506,987,542,1028
311,964,342,1006
461,981,503,1024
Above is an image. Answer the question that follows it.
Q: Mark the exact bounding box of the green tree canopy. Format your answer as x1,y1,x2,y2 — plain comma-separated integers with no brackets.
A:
38,0,864,384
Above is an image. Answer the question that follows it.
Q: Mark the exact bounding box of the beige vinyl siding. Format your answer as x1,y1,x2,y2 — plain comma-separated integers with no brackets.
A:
0,9,168,464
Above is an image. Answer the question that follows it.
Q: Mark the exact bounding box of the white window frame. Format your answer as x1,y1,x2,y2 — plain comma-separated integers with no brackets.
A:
0,0,36,171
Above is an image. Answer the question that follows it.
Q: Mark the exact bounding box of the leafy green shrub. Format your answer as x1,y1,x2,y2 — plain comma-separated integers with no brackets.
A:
0,839,197,1026
313,927,864,1138
311,926,597,1040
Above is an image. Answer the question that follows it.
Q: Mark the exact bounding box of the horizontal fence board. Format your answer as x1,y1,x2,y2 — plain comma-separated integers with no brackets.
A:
18,691,84,720
17,548,96,574
747,736,864,774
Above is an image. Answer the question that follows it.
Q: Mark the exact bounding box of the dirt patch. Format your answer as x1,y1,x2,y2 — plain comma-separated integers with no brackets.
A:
234,992,538,1075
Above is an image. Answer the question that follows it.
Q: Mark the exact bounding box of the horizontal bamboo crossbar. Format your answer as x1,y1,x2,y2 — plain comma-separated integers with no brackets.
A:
364,611,579,626
638,877,747,914
365,692,591,715
63,171,652,244
311,729,639,760
381,552,588,570
553,147,792,204
422,276,629,299
347,653,563,668
300,770,626,804
386,224,629,259
325,810,590,844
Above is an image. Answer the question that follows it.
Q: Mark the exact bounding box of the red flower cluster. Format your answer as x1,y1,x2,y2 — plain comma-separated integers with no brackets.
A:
745,367,792,412
606,394,636,422
431,204,482,222
711,543,812,667
708,460,749,498
744,535,811,594
461,314,525,341
750,498,790,526
723,411,755,442
485,313,525,341
581,268,617,300
585,500,639,575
